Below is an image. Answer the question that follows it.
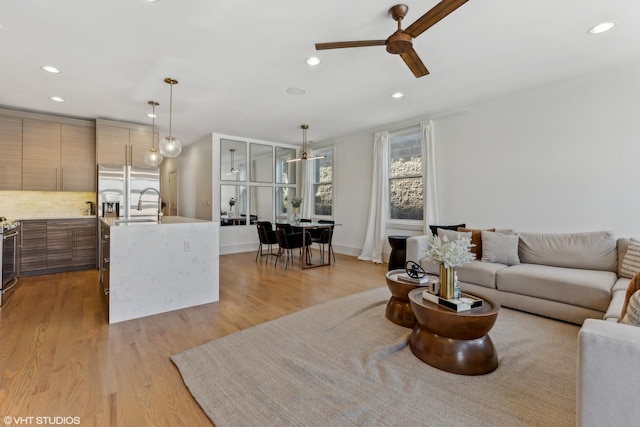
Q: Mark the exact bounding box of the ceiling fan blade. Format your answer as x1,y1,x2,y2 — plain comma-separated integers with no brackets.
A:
405,0,468,38
400,48,429,78
315,40,386,50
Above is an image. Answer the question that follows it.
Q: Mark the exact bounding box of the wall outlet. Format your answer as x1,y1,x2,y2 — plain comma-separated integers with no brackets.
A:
183,240,192,252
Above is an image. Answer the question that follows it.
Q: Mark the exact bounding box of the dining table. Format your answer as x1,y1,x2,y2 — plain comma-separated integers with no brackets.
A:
276,220,340,269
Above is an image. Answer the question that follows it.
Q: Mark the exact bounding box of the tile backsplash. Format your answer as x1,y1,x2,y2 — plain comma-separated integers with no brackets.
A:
0,191,97,219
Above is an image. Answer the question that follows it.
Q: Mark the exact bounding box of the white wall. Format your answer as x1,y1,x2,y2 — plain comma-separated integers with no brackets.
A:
434,61,640,237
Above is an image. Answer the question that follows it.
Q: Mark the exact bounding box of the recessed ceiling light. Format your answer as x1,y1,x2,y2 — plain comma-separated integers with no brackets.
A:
391,92,404,99
305,56,321,66
286,87,306,96
50,96,65,102
41,65,61,74
588,22,616,34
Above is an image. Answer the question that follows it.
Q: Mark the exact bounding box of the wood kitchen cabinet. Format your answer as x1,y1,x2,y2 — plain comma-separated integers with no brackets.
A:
22,119,96,192
20,218,97,276
0,115,23,190
96,119,155,168
46,218,97,271
20,220,48,275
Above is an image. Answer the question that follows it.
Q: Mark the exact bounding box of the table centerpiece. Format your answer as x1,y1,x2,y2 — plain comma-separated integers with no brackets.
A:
424,234,475,299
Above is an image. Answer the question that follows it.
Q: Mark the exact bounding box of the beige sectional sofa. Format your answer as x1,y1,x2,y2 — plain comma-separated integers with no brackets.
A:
407,229,639,426
406,230,629,325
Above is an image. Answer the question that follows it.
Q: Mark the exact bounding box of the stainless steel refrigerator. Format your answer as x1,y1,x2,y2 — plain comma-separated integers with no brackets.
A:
97,165,160,218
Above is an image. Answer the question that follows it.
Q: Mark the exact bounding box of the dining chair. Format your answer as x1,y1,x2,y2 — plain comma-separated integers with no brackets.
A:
315,220,335,263
275,228,311,270
256,221,279,262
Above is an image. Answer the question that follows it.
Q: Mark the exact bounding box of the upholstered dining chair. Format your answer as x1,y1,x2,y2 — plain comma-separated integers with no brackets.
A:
314,220,335,263
256,221,279,262
274,227,312,270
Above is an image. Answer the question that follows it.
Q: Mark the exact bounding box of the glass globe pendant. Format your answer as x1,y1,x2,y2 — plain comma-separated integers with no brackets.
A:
159,77,182,158
144,100,163,167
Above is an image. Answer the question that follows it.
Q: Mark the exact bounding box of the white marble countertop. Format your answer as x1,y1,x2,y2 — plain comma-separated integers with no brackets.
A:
101,216,209,227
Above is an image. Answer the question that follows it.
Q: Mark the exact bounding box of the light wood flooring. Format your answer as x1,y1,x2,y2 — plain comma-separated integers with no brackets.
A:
0,251,388,426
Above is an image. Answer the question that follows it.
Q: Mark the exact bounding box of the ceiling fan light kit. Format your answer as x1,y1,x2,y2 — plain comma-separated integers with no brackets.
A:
315,0,468,78
287,125,326,163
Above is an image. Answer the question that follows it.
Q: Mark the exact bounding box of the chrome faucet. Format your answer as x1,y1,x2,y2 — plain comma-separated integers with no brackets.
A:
137,187,162,222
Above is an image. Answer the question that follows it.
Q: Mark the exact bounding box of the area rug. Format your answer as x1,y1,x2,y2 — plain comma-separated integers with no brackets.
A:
172,287,578,426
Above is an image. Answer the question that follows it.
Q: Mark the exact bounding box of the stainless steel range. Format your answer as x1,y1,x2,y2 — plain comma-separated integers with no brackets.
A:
0,217,21,308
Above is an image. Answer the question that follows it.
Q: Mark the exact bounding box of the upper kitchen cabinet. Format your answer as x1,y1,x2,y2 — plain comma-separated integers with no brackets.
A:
61,123,96,192
96,119,155,168
0,115,23,190
22,118,96,192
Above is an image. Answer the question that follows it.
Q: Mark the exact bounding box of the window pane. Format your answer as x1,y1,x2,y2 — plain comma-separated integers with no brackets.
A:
389,177,423,220
389,132,422,178
275,186,296,219
314,184,332,216
275,147,296,184
312,147,333,217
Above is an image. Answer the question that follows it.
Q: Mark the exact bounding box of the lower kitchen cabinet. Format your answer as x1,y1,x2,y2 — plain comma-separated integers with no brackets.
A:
20,220,48,274
20,218,97,276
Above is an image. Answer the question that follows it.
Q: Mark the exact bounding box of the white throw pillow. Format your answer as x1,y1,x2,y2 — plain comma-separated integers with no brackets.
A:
620,289,640,326
481,231,520,265
621,238,640,279
437,228,472,242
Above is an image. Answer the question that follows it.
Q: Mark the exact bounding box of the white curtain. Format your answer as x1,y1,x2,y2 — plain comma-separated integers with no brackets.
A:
358,131,389,263
421,119,439,233
300,158,315,219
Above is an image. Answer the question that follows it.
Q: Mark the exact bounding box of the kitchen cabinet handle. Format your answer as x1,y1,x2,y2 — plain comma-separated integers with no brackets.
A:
61,168,64,191
56,168,59,191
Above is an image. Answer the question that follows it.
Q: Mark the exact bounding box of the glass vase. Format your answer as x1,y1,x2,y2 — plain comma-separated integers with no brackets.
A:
439,265,455,299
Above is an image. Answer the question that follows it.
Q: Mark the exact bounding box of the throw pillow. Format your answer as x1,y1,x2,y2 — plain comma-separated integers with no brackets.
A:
458,227,496,260
620,238,640,279
619,272,640,323
437,228,472,242
620,289,640,326
481,230,520,265
428,224,466,236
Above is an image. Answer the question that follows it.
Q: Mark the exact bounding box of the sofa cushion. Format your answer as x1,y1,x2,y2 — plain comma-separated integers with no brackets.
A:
620,238,640,279
456,260,508,289
496,264,616,312
437,228,471,242
458,227,495,260
620,290,640,326
481,231,520,265
518,231,617,272
429,224,465,236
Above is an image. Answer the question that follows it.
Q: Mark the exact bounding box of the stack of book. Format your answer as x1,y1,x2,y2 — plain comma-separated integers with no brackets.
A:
396,273,430,285
422,290,483,312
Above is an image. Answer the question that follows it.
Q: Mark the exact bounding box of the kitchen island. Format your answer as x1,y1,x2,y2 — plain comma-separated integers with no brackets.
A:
100,216,219,324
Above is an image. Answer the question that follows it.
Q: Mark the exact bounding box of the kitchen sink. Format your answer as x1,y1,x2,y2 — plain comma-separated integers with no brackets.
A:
114,218,158,224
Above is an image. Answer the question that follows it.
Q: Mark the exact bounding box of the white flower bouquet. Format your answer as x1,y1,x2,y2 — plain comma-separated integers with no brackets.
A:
424,234,475,268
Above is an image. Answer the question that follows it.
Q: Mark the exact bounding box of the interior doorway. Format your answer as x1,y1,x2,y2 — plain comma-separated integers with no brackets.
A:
168,169,178,216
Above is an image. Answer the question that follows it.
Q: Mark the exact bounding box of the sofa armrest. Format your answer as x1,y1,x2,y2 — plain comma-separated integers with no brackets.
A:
577,319,640,427
406,236,429,265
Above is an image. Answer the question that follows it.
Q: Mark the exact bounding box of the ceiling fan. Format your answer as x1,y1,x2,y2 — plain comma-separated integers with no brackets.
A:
315,0,468,78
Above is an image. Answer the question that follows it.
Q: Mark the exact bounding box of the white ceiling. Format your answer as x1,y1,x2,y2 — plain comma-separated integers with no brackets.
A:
2,0,639,146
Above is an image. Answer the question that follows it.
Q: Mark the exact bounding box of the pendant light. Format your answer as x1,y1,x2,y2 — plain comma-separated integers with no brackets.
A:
225,149,240,175
159,77,182,158
144,101,163,167
286,124,326,162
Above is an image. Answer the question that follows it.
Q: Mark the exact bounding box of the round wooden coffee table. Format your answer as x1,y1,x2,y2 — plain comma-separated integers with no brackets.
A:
407,288,500,375
384,269,429,328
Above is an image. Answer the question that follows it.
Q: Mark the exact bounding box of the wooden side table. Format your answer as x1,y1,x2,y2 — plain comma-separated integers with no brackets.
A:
407,288,500,375
384,269,428,328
